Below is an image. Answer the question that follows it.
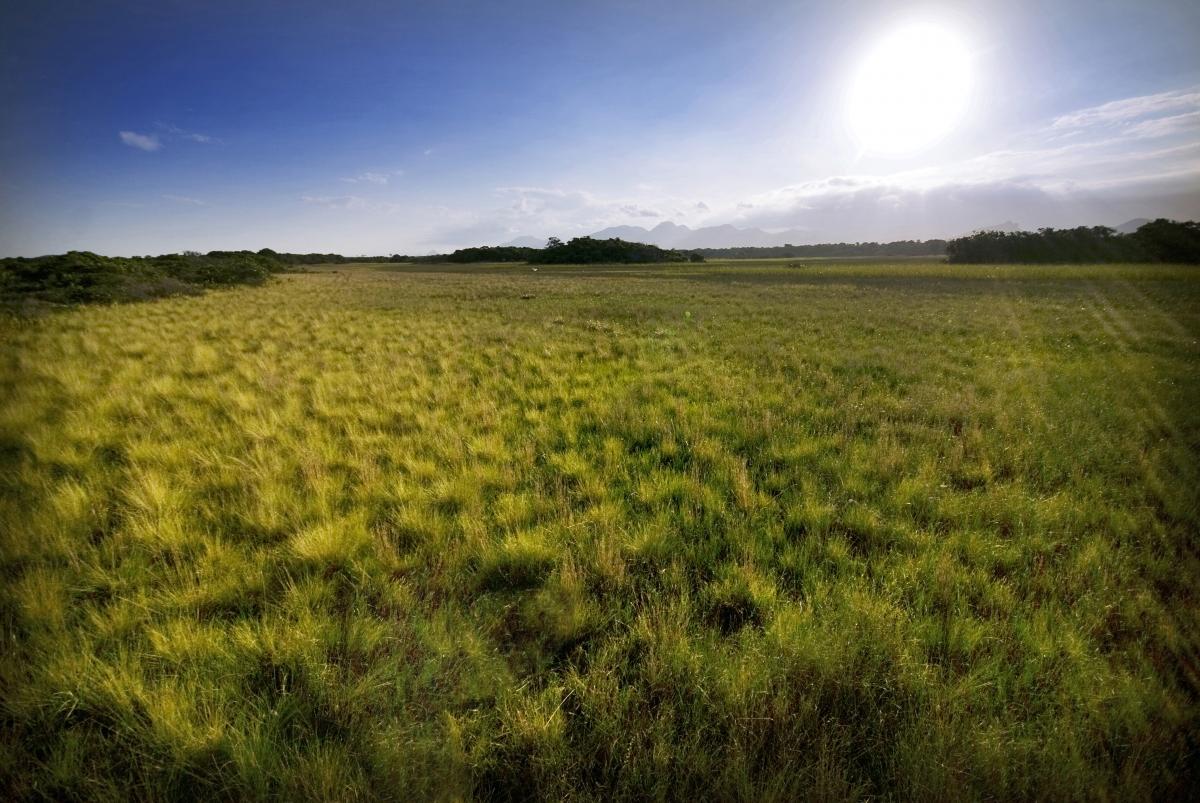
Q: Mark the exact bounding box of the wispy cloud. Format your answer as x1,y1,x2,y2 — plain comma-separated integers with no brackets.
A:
301,194,410,215
1051,88,1200,131
1125,110,1200,140
120,123,221,152
162,194,207,206
713,173,1194,243
157,122,222,144
341,169,403,185
721,154,1199,241
119,131,161,152
302,194,369,210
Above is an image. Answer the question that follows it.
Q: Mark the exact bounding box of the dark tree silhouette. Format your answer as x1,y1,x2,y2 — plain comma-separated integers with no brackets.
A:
529,237,699,264
946,220,1200,263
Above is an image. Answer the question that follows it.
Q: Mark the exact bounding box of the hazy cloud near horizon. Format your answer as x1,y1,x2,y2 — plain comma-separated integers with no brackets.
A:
459,87,1200,246
719,88,1200,239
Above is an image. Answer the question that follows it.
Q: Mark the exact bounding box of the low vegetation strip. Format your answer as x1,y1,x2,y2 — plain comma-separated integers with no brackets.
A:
1,261,1198,799
692,239,950,259
0,250,289,307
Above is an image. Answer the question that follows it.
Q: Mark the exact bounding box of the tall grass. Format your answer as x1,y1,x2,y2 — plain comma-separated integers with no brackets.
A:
2,261,1198,799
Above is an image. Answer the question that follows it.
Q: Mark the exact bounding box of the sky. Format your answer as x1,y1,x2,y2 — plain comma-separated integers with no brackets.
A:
1,0,1198,256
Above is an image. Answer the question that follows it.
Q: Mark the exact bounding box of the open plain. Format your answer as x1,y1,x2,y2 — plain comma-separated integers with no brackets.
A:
2,259,1198,799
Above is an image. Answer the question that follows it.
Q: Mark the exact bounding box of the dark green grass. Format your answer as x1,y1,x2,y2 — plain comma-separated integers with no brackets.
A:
1,259,1198,800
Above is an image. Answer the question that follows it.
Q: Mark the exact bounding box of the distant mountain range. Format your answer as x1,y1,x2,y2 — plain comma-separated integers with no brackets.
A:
500,235,548,248
589,221,808,249
972,221,1022,234
504,222,811,250
502,218,1157,250
972,219,1153,236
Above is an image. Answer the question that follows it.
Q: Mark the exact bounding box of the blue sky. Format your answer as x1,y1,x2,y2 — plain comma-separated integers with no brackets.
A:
2,0,1198,255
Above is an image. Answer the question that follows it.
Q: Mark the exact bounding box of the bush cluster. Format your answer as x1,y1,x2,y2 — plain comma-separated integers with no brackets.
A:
0,250,287,306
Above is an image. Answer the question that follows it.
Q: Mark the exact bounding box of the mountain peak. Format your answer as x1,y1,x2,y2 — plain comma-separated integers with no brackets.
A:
589,221,801,249
1113,218,1150,234
500,235,547,248
973,221,1022,234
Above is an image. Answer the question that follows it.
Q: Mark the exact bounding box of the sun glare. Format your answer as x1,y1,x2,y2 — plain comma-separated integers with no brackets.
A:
846,22,973,155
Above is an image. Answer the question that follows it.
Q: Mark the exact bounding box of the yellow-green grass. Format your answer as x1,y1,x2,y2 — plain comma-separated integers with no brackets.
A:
2,260,1198,800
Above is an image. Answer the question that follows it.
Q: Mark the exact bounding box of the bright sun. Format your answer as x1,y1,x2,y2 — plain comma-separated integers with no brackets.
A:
846,22,973,155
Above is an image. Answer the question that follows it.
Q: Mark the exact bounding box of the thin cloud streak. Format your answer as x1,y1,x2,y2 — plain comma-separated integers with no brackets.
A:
119,131,161,151
341,170,404,185
1051,88,1200,130
162,194,207,206
157,122,222,144
301,194,405,214
302,194,368,210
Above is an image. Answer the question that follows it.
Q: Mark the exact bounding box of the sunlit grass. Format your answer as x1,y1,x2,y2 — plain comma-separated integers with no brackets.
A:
2,260,1198,799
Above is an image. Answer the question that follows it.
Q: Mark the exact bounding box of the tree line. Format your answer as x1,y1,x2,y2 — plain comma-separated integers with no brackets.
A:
265,221,1200,265
945,220,1200,263
692,239,949,259
529,237,703,264
428,238,702,264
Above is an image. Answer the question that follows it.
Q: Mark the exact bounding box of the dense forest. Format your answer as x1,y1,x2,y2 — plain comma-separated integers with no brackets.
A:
258,249,402,265
529,236,702,264
443,245,539,263
946,219,1200,263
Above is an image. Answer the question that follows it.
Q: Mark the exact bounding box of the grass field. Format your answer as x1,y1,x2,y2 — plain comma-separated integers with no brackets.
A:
2,259,1198,800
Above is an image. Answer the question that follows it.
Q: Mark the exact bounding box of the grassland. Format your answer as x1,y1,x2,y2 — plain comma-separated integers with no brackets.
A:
2,259,1198,800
